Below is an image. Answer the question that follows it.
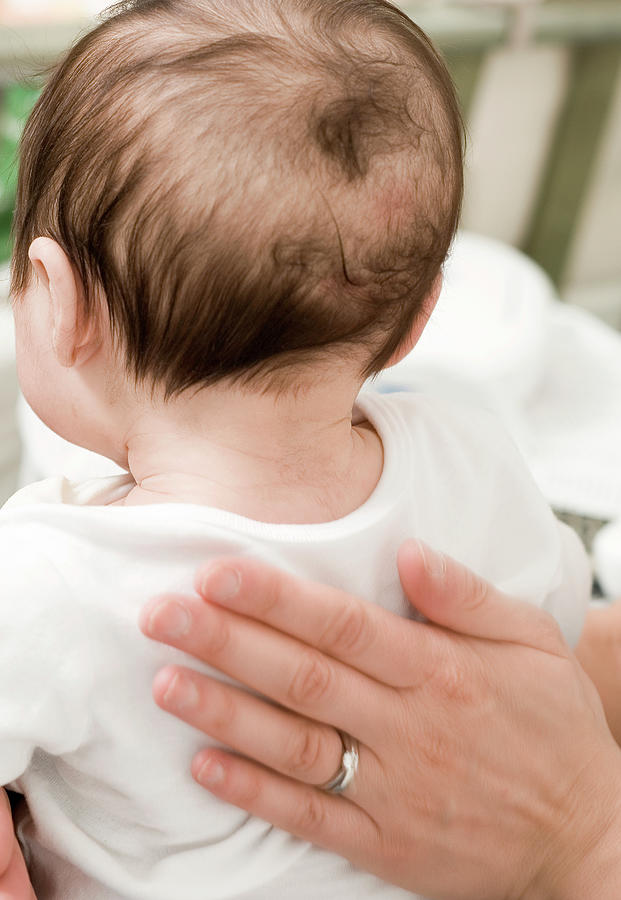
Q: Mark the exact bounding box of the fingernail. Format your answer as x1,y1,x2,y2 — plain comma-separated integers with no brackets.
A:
147,600,192,639
164,673,199,711
201,566,241,604
416,540,446,578
197,758,225,786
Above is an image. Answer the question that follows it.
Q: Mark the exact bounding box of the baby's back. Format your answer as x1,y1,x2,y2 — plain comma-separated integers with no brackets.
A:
1,392,588,899
4,469,416,899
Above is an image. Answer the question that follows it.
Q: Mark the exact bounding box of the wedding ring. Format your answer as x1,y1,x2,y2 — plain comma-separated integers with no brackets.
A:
319,731,359,794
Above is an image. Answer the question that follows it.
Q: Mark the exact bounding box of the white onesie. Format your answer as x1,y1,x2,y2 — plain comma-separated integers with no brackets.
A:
0,391,589,900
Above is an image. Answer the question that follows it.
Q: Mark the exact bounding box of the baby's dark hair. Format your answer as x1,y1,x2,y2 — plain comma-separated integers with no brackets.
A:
11,0,464,395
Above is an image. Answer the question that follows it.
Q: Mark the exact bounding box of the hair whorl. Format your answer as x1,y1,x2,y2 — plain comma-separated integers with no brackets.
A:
12,0,464,394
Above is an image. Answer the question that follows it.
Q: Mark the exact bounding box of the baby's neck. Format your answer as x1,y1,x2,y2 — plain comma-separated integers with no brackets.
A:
117,379,383,524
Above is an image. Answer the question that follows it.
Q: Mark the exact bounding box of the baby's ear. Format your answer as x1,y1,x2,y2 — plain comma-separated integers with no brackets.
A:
28,238,100,367
384,272,443,370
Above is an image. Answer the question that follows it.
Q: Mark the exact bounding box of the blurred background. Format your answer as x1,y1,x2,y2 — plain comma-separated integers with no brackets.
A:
1,0,621,588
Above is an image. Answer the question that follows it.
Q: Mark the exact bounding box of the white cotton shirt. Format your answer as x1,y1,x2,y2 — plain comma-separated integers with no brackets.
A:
1,391,589,900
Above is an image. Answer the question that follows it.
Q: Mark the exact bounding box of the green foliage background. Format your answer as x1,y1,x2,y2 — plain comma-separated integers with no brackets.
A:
0,85,40,265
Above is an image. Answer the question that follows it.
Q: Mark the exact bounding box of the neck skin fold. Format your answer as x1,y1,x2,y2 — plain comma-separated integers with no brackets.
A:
116,374,383,523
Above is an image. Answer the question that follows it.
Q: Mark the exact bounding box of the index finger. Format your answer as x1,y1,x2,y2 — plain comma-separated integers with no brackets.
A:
193,557,432,687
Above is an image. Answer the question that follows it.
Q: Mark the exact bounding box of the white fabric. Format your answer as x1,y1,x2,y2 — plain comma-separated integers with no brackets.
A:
517,302,621,521
0,391,589,900
382,231,554,405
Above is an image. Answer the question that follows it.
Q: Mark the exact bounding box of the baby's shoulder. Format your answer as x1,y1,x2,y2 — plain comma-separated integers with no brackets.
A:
2,473,134,511
0,477,127,617
364,389,520,464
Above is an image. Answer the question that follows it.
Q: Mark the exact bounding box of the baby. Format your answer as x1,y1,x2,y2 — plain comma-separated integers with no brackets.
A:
2,1,589,898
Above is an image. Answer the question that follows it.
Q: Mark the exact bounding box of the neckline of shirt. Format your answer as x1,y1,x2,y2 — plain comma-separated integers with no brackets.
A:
10,390,415,541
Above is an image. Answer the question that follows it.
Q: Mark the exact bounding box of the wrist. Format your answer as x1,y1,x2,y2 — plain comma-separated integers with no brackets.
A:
525,746,621,900
575,604,621,746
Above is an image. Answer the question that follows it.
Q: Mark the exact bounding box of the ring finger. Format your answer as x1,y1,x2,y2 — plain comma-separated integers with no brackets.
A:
153,664,363,789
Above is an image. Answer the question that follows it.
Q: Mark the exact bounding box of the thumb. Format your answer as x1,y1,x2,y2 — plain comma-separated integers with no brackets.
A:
397,539,567,655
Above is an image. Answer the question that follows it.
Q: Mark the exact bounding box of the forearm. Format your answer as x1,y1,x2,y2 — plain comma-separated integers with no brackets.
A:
537,605,621,900
575,603,621,745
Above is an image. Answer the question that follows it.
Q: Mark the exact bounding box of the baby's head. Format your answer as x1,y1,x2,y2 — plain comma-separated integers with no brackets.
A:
12,0,463,410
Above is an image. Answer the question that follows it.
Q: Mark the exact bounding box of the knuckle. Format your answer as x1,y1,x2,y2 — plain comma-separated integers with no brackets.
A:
435,646,477,705
417,722,455,773
459,569,491,613
255,568,283,618
209,684,237,733
284,725,325,779
234,769,263,808
293,790,327,837
322,600,372,657
287,650,333,708
200,616,232,658
537,612,564,651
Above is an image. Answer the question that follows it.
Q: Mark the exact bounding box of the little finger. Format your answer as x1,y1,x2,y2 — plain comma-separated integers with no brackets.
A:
191,747,380,854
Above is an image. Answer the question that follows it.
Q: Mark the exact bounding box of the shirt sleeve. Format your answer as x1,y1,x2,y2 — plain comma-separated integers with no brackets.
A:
539,520,591,648
397,393,592,647
466,409,591,646
0,520,90,785
455,404,591,647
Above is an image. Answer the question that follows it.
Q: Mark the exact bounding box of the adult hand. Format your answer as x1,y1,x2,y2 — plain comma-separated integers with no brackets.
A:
140,542,621,900
0,790,35,900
